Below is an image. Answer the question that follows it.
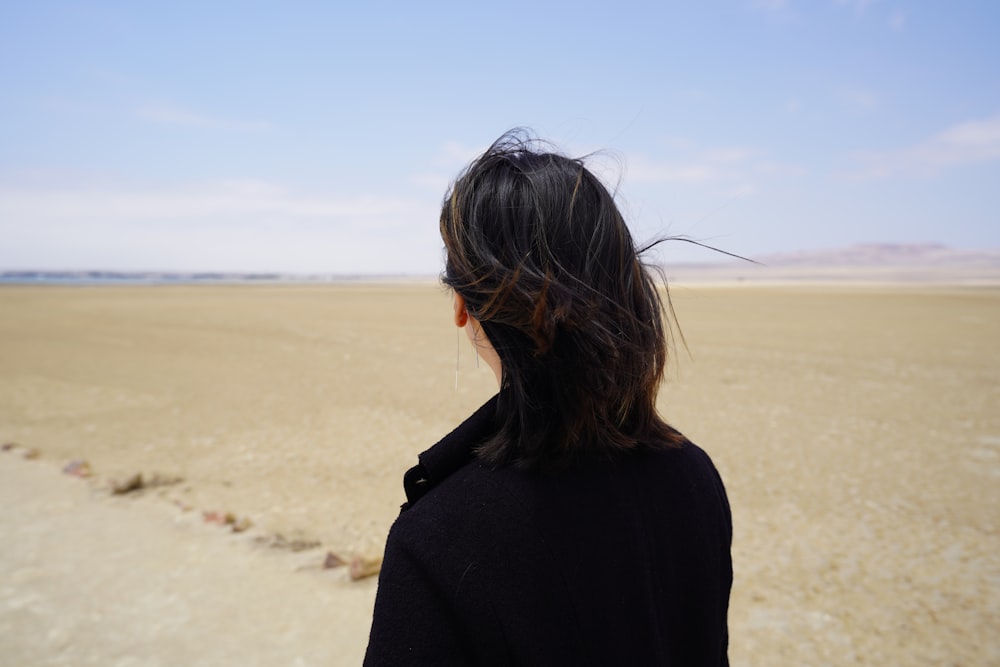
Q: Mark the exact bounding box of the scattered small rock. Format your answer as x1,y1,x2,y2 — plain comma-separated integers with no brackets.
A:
323,551,346,569
1,442,17,452
110,473,144,495
107,471,183,495
253,532,321,552
202,510,230,525
22,447,40,460
349,555,383,581
201,510,252,533
62,459,93,478
172,499,193,512
231,516,253,533
145,473,184,488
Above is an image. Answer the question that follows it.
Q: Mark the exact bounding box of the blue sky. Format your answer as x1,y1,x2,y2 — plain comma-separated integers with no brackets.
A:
1,1,998,273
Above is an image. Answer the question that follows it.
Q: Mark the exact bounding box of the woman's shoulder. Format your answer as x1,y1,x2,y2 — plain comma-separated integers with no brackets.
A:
390,457,528,546
390,436,729,555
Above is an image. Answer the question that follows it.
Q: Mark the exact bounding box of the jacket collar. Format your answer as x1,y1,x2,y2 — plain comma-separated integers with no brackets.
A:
401,394,500,510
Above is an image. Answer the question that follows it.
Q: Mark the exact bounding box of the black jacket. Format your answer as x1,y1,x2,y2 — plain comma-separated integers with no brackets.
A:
365,396,732,666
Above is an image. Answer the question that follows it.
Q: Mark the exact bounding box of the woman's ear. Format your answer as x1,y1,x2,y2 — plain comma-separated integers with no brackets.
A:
453,292,469,328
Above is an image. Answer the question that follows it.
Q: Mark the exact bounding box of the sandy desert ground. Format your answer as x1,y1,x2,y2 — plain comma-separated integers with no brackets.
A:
1,283,998,666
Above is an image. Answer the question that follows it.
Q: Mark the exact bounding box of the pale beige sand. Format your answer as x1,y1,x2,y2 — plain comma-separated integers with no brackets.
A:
1,284,998,665
0,453,377,666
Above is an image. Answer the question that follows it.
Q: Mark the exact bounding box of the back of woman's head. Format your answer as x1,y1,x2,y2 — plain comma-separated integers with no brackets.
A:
441,130,682,469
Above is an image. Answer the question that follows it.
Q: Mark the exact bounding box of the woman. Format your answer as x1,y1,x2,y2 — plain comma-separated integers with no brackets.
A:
364,131,732,666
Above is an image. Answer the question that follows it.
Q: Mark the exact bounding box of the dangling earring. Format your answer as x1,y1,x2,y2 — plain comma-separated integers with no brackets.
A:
455,325,460,390
471,320,480,369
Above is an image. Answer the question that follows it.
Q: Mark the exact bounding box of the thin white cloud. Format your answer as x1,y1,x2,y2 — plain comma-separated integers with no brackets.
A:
753,161,808,177
746,0,800,22
137,104,271,131
0,180,442,272
0,180,414,220
628,158,721,184
849,112,1000,179
438,140,481,166
748,0,788,11
409,172,452,192
411,140,486,191
627,143,758,185
728,184,758,197
834,0,876,14
701,147,756,163
623,140,807,221
837,86,880,112
671,89,712,104
784,98,802,114
654,135,700,152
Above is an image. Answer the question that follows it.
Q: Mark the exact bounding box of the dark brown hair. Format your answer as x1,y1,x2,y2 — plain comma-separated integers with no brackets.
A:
441,130,683,468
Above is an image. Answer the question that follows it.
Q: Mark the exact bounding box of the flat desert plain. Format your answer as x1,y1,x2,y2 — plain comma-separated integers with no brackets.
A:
1,284,998,666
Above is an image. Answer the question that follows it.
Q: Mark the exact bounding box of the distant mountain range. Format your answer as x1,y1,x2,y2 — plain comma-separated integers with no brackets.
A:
751,243,1000,268
665,243,1000,284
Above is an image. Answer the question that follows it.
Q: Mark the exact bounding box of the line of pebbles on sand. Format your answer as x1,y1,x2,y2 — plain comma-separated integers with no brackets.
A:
1,440,382,580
